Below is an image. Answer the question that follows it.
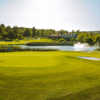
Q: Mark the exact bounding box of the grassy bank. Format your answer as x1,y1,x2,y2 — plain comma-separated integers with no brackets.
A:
0,38,54,45
0,51,100,100
0,38,74,46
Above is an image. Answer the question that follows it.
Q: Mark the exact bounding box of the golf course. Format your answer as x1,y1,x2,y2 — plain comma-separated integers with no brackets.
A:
0,0,100,99
0,51,100,100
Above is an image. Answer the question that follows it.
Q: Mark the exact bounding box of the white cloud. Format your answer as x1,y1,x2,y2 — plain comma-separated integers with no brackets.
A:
0,0,100,31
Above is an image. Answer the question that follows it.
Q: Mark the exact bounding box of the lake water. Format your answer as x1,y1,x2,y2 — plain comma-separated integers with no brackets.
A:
20,45,97,52
78,56,100,61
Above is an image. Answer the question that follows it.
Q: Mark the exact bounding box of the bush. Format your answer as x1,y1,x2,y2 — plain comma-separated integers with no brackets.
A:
96,48,100,51
58,38,66,43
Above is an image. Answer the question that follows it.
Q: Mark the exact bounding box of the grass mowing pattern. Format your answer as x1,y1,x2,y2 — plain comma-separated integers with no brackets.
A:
0,51,100,100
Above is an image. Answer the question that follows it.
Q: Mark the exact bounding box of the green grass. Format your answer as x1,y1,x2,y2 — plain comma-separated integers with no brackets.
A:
0,38,54,45
0,51,100,100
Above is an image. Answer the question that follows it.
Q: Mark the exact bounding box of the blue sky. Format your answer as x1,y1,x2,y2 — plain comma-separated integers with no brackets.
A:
0,0,100,31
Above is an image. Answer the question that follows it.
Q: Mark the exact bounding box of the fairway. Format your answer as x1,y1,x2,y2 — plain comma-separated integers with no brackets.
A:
0,51,100,100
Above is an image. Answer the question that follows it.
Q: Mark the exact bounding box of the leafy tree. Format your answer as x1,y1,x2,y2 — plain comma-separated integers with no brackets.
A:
96,35,100,46
0,24,7,39
32,27,36,37
58,30,67,36
77,33,84,42
8,30,16,40
23,28,32,38
0,24,99,46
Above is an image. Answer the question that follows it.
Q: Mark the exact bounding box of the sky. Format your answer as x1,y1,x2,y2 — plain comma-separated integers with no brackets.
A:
0,0,100,31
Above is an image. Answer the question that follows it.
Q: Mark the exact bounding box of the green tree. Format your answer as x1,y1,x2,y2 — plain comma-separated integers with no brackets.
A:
0,24,7,39
96,35,100,46
8,30,16,40
32,27,36,37
23,28,32,38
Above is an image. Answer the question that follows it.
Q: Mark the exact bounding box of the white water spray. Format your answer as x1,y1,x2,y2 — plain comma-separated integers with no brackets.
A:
74,42,89,51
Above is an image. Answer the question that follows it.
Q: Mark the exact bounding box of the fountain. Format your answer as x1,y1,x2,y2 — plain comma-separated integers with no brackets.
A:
74,42,90,51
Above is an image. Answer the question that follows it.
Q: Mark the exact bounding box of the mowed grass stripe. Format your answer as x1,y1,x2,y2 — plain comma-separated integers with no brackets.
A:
0,51,100,100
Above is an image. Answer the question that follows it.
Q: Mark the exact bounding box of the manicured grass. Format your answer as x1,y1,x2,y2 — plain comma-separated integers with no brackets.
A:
0,51,100,100
0,38,54,45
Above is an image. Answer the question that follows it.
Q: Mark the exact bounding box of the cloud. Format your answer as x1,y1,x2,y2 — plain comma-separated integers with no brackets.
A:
0,0,100,31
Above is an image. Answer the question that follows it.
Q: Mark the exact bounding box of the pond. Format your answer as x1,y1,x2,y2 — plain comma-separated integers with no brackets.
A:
78,56,100,61
19,45,97,52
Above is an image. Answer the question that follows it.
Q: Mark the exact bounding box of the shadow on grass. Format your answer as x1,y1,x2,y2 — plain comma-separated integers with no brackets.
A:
47,86,100,100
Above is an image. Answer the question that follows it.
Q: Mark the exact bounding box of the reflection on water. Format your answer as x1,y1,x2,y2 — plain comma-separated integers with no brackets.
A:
20,45,96,52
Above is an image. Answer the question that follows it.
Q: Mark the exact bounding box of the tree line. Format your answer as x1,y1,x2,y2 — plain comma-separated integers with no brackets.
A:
0,24,100,45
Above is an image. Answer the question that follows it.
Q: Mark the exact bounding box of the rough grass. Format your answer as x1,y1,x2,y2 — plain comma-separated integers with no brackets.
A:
0,51,100,100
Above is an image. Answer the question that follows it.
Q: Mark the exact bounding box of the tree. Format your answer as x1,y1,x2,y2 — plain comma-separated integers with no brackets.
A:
38,29,45,37
77,32,95,45
0,24,7,39
6,26,11,33
32,27,36,37
96,35,100,46
0,24,5,28
58,30,67,35
23,28,32,38
77,33,84,42
8,30,16,40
